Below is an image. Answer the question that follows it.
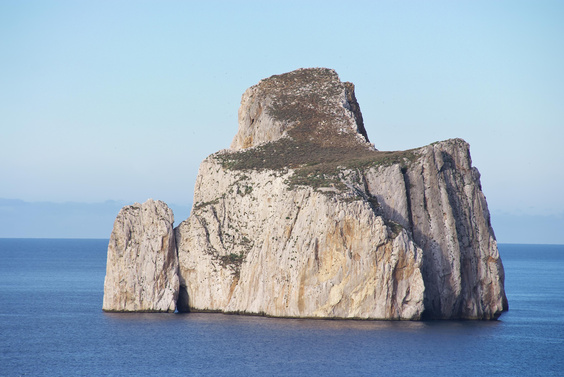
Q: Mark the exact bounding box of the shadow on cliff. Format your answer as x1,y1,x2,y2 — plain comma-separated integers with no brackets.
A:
177,285,190,313
405,150,506,320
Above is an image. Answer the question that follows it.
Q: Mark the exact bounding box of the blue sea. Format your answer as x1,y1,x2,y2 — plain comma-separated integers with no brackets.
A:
1,239,563,376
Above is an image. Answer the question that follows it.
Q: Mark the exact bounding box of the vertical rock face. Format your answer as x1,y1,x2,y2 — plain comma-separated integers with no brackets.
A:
173,68,507,320
362,139,507,319
406,140,507,319
175,139,506,320
175,159,425,320
102,199,179,312
103,67,507,320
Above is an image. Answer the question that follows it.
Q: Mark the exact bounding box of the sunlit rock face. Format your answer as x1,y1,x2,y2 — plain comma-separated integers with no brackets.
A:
104,68,507,320
103,199,179,312
174,68,507,320
175,158,425,319
230,68,370,151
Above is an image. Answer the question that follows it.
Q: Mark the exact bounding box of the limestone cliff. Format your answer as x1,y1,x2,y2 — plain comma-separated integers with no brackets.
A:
104,68,508,320
175,68,507,319
175,160,425,319
231,68,370,150
103,199,179,312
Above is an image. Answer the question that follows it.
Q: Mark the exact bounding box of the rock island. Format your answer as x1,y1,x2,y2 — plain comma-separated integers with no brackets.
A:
103,68,508,320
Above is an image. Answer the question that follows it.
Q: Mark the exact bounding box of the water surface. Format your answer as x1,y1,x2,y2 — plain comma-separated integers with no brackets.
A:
1,239,562,376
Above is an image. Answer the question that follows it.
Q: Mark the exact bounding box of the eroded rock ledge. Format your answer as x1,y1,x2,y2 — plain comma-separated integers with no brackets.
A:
103,68,508,320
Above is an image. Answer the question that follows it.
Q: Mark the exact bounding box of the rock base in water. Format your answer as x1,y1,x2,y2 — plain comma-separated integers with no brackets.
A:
102,199,179,312
102,68,507,320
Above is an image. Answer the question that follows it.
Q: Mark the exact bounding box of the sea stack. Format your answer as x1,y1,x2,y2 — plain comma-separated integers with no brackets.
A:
104,68,508,319
102,199,179,312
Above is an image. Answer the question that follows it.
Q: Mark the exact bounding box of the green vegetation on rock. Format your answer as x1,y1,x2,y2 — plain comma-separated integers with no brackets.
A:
215,136,418,190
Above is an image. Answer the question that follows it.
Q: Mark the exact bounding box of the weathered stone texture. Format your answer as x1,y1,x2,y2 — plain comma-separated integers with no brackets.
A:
175,158,425,319
403,140,507,319
174,137,506,320
103,199,179,312
347,139,507,319
231,68,371,150
103,67,507,320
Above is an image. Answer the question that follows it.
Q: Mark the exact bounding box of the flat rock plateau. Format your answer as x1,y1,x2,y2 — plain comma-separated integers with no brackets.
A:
103,68,508,320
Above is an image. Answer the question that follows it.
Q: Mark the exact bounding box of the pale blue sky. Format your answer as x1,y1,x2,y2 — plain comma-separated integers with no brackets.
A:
1,1,563,241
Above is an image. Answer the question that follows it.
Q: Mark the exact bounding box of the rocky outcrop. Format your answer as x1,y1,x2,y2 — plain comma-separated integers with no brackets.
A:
404,140,507,319
173,68,507,320
362,139,507,319
102,199,179,312
175,159,425,319
104,67,508,320
175,140,506,319
231,68,370,151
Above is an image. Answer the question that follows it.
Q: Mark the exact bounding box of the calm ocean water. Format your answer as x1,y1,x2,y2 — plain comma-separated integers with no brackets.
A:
0,239,563,376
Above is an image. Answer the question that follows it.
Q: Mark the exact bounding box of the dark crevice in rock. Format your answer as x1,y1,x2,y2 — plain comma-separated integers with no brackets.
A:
401,166,414,233
177,284,190,313
344,81,369,143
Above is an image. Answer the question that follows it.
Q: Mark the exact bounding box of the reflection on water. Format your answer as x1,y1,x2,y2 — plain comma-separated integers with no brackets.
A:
104,310,500,333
